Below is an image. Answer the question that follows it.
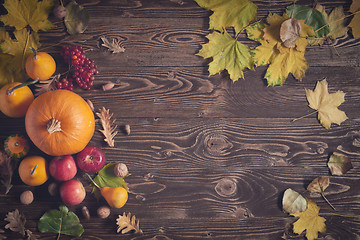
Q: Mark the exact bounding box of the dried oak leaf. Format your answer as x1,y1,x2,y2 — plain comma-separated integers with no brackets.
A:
305,79,348,130
349,0,360,38
280,18,301,48
96,107,118,147
100,36,125,53
328,152,353,176
291,199,326,240
0,229,6,240
4,209,37,240
282,188,307,214
34,74,60,96
0,151,18,194
116,212,143,234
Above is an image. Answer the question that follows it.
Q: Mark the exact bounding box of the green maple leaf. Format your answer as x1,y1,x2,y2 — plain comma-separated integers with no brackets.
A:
308,5,348,45
194,0,257,34
197,30,254,82
0,0,54,32
38,206,84,238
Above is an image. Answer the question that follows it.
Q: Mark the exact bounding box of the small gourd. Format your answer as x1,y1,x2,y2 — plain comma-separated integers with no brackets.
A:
87,174,128,208
0,82,34,118
25,47,56,81
4,134,29,159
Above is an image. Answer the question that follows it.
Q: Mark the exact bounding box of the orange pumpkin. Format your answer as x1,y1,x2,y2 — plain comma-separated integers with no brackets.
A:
25,90,95,156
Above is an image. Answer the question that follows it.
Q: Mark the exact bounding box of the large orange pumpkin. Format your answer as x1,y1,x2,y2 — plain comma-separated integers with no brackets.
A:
25,90,95,156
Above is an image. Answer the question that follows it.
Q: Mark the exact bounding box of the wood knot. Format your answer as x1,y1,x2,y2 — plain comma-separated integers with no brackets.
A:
204,134,232,156
215,178,237,197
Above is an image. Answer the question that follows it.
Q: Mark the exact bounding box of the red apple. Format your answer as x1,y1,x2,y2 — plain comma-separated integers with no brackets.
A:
49,155,77,181
76,146,106,173
60,179,86,206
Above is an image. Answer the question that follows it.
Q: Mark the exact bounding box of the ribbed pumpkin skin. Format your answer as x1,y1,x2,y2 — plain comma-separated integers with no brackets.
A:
25,90,95,156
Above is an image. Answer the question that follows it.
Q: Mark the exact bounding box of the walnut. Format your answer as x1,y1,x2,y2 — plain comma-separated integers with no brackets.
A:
20,191,33,205
97,206,110,219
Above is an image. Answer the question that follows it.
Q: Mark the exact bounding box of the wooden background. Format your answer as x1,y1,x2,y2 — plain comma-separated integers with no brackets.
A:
1,0,359,239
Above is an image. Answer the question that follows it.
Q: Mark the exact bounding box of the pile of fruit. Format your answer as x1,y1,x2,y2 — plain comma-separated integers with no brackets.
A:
0,49,128,213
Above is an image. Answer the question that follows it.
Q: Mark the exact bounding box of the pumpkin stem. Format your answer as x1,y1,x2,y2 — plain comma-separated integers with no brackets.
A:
30,47,38,60
47,118,62,134
30,165,38,175
7,78,39,95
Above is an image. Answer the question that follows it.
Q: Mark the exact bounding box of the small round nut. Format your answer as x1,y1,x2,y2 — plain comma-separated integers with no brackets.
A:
114,163,128,177
48,182,59,196
53,5,67,19
97,206,110,219
20,190,33,205
82,206,90,220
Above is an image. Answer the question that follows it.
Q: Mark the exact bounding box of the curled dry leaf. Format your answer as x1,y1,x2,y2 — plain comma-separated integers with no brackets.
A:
307,176,329,193
86,99,95,112
96,107,118,147
282,188,307,214
307,176,335,210
0,151,18,194
116,212,143,234
280,18,301,48
100,36,125,53
64,1,89,35
328,152,353,176
34,74,59,96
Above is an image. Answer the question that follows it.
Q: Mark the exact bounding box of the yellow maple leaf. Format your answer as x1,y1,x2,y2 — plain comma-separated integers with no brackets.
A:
0,0,54,32
194,0,257,34
0,27,10,42
291,199,326,240
305,79,348,130
349,0,360,38
250,13,314,86
197,30,254,81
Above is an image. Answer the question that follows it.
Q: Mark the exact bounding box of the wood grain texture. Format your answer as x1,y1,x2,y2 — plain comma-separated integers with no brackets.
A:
0,0,359,239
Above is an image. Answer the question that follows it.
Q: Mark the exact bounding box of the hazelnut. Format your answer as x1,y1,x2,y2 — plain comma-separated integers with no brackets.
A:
20,190,33,205
114,163,128,177
97,206,110,219
48,182,59,196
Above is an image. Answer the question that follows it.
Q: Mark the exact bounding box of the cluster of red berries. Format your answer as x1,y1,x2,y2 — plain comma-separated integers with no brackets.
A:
58,46,99,90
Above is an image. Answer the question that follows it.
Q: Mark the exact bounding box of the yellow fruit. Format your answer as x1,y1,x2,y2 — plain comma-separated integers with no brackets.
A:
0,82,34,118
25,49,56,81
19,156,49,186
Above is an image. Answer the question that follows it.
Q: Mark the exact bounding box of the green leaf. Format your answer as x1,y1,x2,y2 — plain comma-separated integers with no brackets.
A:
286,5,330,37
0,0,54,32
38,206,84,238
197,30,253,82
92,163,128,198
194,0,257,34
64,1,90,35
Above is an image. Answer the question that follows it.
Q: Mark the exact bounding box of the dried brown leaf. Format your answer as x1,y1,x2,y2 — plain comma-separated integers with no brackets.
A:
280,18,301,48
96,107,118,147
34,74,60,96
116,212,143,234
328,152,353,175
4,209,37,239
100,36,125,53
282,188,307,214
0,151,17,194
307,176,330,193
